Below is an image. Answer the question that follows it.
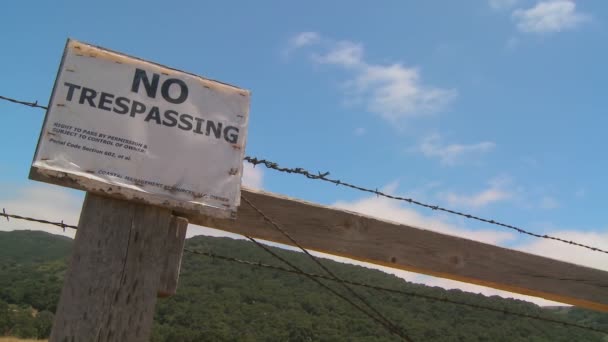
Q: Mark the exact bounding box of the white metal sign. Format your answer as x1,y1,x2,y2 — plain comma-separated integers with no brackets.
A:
31,39,250,219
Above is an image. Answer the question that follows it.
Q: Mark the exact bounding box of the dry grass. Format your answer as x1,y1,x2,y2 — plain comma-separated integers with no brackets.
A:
0,338,47,342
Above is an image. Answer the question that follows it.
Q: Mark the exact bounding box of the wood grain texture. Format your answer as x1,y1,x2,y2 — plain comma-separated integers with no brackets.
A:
29,166,234,219
34,166,608,313
50,193,176,342
157,216,188,298
192,188,608,312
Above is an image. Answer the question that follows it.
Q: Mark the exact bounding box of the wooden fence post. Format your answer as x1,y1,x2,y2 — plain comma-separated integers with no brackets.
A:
50,192,188,342
158,215,188,298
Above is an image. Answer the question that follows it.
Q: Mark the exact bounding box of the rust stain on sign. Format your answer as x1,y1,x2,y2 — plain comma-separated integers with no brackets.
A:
68,40,249,95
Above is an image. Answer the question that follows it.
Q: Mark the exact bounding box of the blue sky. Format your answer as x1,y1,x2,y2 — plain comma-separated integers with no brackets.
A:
1,0,607,305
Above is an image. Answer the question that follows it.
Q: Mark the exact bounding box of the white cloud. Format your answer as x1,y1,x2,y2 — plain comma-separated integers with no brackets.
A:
440,177,513,209
283,32,321,58
186,225,245,239
4,182,606,308
333,193,514,246
186,184,607,308
0,161,264,241
313,40,364,67
489,0,519,10
289,32,321,49
309,36,455,123
442,187,512,209
512,0,589,34
540,196,559,209
516,229,608,272
312,251,564,306
330,189,608,306
329,191,573,306
0,184,83,238
241,161,264,189
416,134,495,166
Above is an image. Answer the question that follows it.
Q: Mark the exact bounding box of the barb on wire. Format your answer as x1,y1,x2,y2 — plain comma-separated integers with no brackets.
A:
0,95,48,110
238,234,412,341
0,209,78,230
2,209,607,337
2,94,605,255
241,194,412,341
186,249,608,336
244,156,608,255
3,205,406,340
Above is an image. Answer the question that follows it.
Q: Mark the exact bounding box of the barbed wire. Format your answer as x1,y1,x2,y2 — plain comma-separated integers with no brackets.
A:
1,209,606,336
0,95,48,110
0,207,409,341
244,156,608,255
1,208,77,231
243,233,411,341
1,94,605,255
240,194,412,340
186,249,608,336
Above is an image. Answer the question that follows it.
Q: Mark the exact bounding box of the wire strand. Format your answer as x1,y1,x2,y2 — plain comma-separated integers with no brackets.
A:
1,209,606,337
0,207,408,340
241,234,412,341
241,194,412,340
0,95,48,110
1,94,605,255
1,209,77,230
243,156,608,255
185,249,608,336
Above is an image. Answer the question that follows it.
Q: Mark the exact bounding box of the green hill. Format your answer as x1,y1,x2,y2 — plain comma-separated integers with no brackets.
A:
0,230,607,341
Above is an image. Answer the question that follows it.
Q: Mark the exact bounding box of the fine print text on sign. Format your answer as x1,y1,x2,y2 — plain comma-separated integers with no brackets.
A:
30,39,251,219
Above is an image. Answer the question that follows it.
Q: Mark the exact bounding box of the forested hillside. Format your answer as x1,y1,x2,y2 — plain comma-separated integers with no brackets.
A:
1,230,607,341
